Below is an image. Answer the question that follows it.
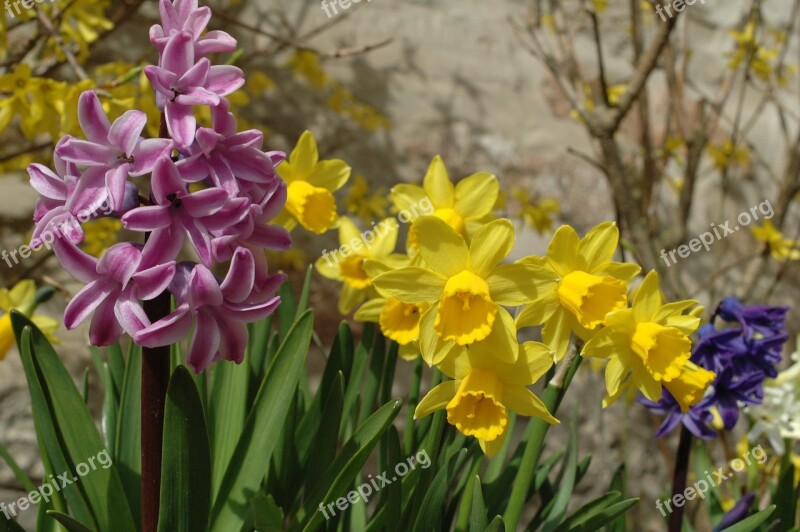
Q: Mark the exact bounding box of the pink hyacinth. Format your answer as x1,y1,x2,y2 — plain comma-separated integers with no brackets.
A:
26,0,290,372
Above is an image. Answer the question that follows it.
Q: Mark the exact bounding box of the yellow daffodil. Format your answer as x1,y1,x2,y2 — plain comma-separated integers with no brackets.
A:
581,271,710,409
0,280,59,360
415,319,558,456
516,222,640,360
372,216,543,365
751,220,800,261
345,174,388,224
315,216,404,314
510,187,559,234
277,130,351,234
391,156,498,248
355,296,428,360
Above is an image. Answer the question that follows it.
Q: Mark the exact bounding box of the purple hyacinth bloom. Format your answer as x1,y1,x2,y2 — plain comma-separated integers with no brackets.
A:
53,238,175,346
150,0,237,56
716,296,789,338
212,178,292,274
641,297,789,439
144,31,244,148
638,391,717,440
121,156,249,267
56,91,173,210
177,99,284,195
134,248,284,372
714,493,755,531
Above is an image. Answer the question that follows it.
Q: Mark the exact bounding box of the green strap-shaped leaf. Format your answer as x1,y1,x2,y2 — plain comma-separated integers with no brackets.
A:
468,475,488,532
46,511,94,532
115,344,141,527
208,355,250,499
299,399,402,531
483,515,505,532
304,372,345,490
11,314,136,531
718,505,775,532
209,310,314,531
158,366,211,532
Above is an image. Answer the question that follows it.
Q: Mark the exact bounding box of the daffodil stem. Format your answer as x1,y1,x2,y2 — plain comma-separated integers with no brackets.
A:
503,344,582,529
668,425,693,532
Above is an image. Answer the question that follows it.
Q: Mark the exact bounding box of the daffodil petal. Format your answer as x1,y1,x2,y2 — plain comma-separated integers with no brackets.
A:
307,159,351,192
454,172,499,219
414,216,468,277
516,291,560,329
367,218,399,258
542,308,572,361
399,342,420,360
488,263,550,306
515,341,555,385
578,221,619,271
390,184,429,213
504,386,558,424
338,216,362,244
469,307,518,363
415,380,460,419
354,298,385,322
419,306,456,365
479,428,508,457
468,219,514,278
581,327,618,359
632,270,662,322
437,345,471,380
315,255,342,280
9,280,36,307
289,130,318,176
547,225,580,276
605,357,626,397
598,261,641,281
371,267,446,303
634,365,662,401
423,156,455,207
338,284,365,314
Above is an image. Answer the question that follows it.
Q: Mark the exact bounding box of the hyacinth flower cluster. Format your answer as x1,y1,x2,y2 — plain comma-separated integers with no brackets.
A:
639,297,789,439
26,0,291,372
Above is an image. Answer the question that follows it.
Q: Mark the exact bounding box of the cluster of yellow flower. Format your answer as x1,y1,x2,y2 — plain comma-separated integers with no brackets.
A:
0,280,58,360
283,142,716,453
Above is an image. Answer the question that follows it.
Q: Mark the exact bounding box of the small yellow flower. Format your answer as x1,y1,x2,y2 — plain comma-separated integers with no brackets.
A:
581,271,709,409
277,130,351,234
708,140,749,170
751,220,800,261
315,217,403,314
415,319,558,456
355,296,428,360
510,188,559,234
372,216,543,365
81,218,122,257
0,280,59,360
391,156,498,247
516,222,641,359
345,174,388,224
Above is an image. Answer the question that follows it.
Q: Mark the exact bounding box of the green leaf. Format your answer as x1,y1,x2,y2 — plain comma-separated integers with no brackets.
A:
46,511,94,532
209,310,314,532
540,418,578,532
11,313,136,532
208,357,250,499
0,440,36,493
295,265,313,319
249,493,284,532
483,516,505,532
304,372,345,490
158,366,211,532
719,504,776,532
115,344,141,526
412,449,466,532
277,280,298,340
0,513,26,532
468,476,488,532
566,498,638,532
561,491,621,530
773,445,796,529
299,399,402,530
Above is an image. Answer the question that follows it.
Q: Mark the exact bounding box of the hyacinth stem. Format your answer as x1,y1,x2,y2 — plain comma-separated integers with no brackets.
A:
503,343,582,529
140,112,173,532
668,425,693,532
